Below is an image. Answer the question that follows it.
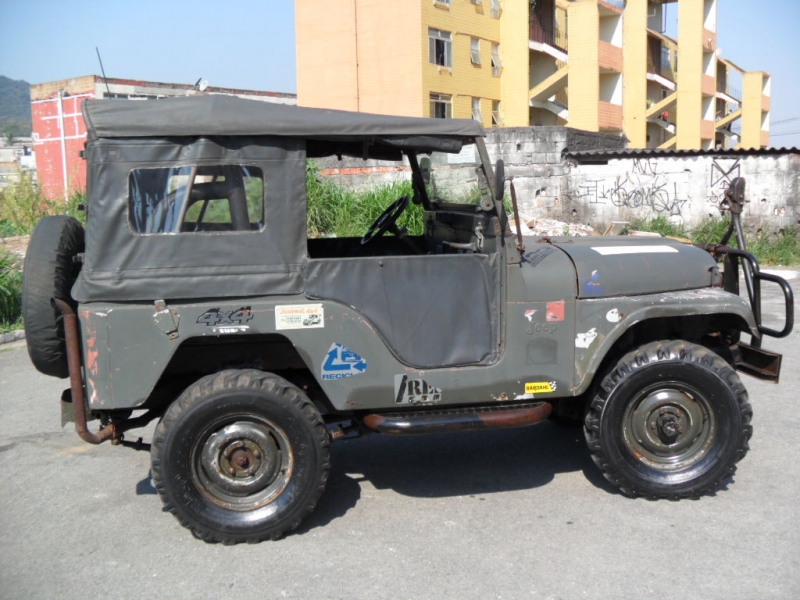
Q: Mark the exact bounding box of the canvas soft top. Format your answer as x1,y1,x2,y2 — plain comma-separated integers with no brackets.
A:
74,96,488,303
82,95,485,144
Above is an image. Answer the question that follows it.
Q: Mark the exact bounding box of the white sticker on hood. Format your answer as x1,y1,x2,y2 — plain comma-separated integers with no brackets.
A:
591,245,679,256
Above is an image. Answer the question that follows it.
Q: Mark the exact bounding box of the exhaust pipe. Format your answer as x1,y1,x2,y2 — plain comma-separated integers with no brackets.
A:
53,298,115,445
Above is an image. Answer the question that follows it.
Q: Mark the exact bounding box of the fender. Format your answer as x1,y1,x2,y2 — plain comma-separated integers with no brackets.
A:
572,288,757,394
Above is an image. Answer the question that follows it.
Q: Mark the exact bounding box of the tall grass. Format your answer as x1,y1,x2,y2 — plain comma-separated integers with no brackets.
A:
0,173,85,235
627,215,688,239
0,251,22,331
629,215,800,266
306,162,421,238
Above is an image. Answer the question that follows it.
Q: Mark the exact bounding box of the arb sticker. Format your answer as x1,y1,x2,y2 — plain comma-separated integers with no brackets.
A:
321,343,368,380
276,304,324,330
395,375,442,404
525,381,556,394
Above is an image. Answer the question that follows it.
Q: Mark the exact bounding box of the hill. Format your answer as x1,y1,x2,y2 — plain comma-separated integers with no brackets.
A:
0,76,32,139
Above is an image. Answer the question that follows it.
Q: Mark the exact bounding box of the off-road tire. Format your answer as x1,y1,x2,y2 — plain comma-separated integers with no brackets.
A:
22,216,84,378
151,370,330,544
584,340,752,499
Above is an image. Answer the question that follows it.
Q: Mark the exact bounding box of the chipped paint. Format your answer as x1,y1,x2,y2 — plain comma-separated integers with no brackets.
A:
606,308,622,323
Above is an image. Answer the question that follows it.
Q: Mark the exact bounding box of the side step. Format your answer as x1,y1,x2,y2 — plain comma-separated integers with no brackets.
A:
363,401,552,435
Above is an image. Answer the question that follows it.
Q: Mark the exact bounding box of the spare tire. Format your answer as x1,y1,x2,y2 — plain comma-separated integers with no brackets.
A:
22,216,85,378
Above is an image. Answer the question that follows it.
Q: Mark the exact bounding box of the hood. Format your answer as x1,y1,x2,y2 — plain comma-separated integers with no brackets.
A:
545,236,718,299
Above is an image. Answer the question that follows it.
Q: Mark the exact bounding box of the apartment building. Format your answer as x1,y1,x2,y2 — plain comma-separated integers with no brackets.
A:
295,0,770,150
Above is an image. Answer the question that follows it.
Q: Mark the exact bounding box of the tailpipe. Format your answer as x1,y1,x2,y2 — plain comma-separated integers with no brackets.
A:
53,298,115,445
363,401,552,435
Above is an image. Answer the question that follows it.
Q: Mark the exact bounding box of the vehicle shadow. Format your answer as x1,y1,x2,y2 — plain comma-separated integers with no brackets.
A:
296,421,618,535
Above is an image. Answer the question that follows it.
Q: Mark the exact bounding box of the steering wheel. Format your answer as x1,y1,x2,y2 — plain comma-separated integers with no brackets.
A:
361,195,410,245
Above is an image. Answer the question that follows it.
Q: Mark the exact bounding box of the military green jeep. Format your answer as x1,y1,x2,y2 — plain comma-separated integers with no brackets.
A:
23,96,793,543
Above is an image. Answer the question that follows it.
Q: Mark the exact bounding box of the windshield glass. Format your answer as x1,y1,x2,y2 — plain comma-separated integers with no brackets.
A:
419,147,493,208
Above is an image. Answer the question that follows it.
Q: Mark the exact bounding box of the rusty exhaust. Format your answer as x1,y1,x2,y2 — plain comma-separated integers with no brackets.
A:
363,401,552,435
53,298,115,445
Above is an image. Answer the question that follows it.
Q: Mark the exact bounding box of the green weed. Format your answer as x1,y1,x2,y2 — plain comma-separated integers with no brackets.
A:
629,215,799,266
306,162,419,238
627,215,688,239
690,216,733,246
0,251,22,329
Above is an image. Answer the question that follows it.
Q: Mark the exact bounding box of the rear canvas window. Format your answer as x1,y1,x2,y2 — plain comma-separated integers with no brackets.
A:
128,165,264,234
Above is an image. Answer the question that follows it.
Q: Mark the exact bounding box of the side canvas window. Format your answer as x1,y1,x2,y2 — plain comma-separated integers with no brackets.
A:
128,164,264,234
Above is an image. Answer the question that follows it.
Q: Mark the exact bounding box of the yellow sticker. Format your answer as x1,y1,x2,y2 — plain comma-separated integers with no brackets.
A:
525,381,556,394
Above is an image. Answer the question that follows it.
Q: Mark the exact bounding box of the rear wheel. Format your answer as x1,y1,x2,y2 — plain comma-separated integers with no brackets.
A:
151,370,330,543
585,340,752,499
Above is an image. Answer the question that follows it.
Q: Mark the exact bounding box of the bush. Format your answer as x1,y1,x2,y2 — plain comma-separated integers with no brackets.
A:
0,251,22,331
0,173,85,236
0,172,55,235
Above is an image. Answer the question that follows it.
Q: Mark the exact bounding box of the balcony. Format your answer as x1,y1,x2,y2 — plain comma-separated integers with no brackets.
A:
599,101,622,131
702,75,716,97
529,23,567,53
701,119,715,140
599,41,622,72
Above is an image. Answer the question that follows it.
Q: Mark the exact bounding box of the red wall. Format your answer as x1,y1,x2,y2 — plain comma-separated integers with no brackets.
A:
31,90,95,199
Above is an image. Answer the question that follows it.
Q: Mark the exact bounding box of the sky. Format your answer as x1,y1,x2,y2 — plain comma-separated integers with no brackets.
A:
1,0,798,148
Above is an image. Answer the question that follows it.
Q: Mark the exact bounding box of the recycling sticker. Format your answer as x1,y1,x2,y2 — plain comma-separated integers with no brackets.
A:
321,343,368,380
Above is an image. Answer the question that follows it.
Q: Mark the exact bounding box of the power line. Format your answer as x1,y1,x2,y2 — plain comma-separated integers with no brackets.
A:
771,116,800,126
770,130,800,137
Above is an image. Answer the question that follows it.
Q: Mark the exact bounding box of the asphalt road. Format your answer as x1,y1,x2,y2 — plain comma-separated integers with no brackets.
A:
1,273,798,600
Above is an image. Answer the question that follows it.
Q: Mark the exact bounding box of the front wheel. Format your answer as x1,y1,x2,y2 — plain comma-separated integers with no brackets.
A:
584,340,752,499
151,370,330,543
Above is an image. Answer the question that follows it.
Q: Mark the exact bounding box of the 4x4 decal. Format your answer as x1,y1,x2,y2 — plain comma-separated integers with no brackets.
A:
196,307,254,333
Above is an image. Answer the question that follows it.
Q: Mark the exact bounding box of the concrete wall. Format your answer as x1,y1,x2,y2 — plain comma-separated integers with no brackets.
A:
565,153,800,230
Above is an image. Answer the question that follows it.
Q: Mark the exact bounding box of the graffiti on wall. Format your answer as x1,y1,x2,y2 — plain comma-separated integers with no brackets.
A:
707,158,741,206
576,159,688,215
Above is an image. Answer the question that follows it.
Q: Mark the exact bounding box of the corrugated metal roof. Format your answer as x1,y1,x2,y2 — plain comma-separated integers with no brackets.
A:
565,146,800,162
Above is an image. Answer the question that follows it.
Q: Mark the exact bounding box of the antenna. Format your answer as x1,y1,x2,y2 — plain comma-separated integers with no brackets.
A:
95,47,111,96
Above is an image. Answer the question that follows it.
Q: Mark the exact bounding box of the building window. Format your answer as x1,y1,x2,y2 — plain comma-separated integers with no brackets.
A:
472,98,482,122
430,93,452,119
492,101,502,126
434,0,451,5
470,38,482,65
490,0,502,18
491,43,502,77
661,47,670,72
429,28,452,67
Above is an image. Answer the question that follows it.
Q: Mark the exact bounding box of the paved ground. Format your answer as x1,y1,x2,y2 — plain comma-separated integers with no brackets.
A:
1,273,798,600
